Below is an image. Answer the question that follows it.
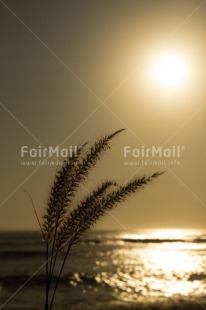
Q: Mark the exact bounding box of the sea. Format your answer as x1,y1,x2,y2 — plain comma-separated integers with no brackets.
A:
0,229,206,310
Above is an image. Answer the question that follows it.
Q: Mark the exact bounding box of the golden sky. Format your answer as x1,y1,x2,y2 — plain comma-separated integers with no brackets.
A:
0,0,206,230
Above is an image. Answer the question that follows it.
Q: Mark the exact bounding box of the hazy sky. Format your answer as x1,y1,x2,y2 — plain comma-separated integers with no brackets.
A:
0,0,206,231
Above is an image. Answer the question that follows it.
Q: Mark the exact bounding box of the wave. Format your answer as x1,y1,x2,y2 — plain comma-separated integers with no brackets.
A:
123,238,185,243
2,271,206,292
192,238,206,243
122,237,206,244
1,231,206,256
2,238,206,253
0,273,100,289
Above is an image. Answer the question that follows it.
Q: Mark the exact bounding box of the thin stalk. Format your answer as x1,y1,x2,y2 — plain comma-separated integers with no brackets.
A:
48,248,58,291
48,220,59,284
45,242,49,310
17,184,45,241
49,240,74,310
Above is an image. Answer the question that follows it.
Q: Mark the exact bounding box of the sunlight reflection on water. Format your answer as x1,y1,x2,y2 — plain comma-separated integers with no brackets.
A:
94,230,206,302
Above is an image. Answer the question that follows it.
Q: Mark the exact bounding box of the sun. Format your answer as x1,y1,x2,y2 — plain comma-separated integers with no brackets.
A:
151,53,188,88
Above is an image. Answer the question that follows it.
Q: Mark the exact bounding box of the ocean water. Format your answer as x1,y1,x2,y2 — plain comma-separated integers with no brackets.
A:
0,229,206,309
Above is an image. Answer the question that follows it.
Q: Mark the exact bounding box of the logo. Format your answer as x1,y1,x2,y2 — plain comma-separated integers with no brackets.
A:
123,145,185,166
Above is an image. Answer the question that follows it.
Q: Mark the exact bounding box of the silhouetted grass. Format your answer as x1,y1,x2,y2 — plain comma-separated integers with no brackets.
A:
39,129,164,310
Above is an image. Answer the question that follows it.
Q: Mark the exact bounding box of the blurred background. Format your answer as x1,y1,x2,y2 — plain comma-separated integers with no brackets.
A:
0,0,205,231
